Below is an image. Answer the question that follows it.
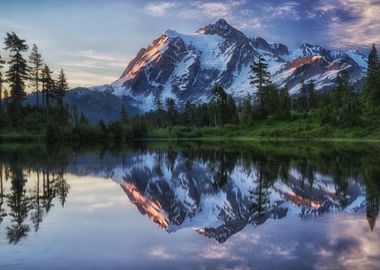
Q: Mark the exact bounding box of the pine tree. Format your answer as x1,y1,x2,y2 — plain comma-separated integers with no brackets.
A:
165,98,176,127
29,44,43,108
153,95,163,128
278,85,291,119
365,44,380,107
250,55,271,118
308,80,316,109
0,54,5,113
4,32,29,124
184,100,194,126
226,95,239,124
120,104,129,124
54,68,68,109
241,95,253,125
211,86,228,127
41,65,54,124
298,80,308,112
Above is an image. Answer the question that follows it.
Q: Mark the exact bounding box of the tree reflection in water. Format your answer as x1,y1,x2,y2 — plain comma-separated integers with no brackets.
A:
0,147,71,244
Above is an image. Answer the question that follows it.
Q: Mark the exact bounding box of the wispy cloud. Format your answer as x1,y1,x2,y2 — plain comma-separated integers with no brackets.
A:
263,1,301,20
320,0,380,48
148,246,176,260
177,0,263,31
144,2,176,17
58,50,132,87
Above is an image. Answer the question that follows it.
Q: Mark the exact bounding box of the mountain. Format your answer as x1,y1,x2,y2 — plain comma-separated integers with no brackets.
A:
87,19,367,113
24,88,139,123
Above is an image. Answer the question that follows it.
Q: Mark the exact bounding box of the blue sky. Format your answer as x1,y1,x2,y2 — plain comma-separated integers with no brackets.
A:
0,0,379,87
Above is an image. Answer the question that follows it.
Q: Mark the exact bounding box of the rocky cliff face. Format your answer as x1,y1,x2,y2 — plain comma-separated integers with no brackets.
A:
90,19,367,113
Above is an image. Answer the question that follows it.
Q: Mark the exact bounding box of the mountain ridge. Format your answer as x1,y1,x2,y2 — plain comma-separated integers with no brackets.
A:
88,19,367,113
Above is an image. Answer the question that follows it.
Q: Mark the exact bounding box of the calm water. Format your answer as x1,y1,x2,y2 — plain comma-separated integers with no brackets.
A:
0,142,379,270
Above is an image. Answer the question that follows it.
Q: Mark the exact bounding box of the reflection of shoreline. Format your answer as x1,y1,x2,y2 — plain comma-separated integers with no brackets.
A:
0,143,379,245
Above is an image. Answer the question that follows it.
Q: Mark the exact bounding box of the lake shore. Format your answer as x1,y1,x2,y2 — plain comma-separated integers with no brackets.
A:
2,120,380,144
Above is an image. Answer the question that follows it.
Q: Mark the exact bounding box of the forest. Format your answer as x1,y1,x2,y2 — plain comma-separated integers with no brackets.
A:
1,32,380,144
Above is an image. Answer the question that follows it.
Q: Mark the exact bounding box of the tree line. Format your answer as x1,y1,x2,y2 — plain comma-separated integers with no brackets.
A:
0,32,69,131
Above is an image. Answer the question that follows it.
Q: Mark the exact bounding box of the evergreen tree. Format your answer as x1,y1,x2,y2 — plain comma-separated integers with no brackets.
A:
54,68,68,110
226,95,239,124
250,55,271,118
153,95,163,128
165,98,177,127
41,65,53,106
4,32,29,124
308,80,316,109
266,85,280,116
278,85,291,120
365,44,380,107
298,80,308,112
120,104,129,124
241,95,253,125
333,71,361,125
184,100,194,126
41,65,54,124
0,54,5,113
28,44,43,108
211,86,228,127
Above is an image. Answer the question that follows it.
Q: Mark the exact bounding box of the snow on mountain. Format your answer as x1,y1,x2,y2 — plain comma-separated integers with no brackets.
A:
91,19,368,112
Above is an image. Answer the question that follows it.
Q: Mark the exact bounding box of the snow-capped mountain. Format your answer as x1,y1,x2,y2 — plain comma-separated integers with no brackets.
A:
90,19,367,112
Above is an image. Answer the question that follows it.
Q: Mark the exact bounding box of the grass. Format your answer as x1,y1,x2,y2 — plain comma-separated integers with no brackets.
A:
0,130,45,143
2,115,380,144
144,117,380,142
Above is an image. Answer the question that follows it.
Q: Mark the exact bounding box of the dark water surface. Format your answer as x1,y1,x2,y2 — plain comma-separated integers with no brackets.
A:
0,141,379,270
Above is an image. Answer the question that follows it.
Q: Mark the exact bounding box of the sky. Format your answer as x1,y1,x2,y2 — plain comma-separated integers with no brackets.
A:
0,0,379,88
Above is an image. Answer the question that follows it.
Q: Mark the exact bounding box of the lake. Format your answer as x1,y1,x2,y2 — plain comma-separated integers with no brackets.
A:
0,141,379,270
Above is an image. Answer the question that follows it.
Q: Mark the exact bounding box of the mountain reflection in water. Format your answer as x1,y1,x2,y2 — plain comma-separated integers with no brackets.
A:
0,142,378,246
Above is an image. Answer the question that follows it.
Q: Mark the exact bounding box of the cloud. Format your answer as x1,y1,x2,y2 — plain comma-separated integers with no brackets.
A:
57,50,132,87
148,246,176,260
179,1,246,19
144,2,176,17
320,0,380,48
178,0,263,31
263,1,301,20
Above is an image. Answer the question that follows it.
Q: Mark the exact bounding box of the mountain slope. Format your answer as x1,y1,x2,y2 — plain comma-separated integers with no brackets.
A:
90,19,367,113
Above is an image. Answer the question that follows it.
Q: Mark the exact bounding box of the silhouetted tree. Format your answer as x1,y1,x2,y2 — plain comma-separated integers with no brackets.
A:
278,85,291,120
250,55,271,118
365,44,380,107
53,68,68,110
0,53,5,113
165,98,177,127
29,44,44,107
4,32,29,125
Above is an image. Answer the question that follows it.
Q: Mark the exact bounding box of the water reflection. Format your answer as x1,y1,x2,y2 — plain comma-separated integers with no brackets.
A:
0,148,70,244
0,142,378,246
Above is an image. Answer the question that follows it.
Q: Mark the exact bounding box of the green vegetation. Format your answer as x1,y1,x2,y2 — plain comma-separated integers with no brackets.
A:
0,32,380,144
